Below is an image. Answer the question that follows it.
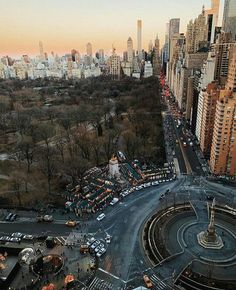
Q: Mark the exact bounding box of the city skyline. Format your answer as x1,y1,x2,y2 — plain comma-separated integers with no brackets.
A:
0,0,220,57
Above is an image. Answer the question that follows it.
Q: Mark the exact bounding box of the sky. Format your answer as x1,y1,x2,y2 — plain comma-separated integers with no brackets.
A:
0,0,224,57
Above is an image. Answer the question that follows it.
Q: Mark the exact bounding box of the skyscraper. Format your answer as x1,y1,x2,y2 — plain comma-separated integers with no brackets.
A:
197,83,220,158
148,40,153,53
185,8,208,54
86,43,92,57
162,23,169,72
168,18,180,62
205,0,220,43
137,20,142,59
127,37,134,63
98,49,105,63
39,41,44,60
154,34,160,57
169,19,180,39
209,89,236,176
108,47,121,79
222,0,236,41
226,44,236,90
209,44,236,177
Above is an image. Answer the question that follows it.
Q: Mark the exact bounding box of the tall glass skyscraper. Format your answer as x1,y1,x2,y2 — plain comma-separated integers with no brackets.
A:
137,20,142,59
223,0,236,41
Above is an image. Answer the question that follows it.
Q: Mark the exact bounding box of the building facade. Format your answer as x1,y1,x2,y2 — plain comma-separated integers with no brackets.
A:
222,0,236,41
209,90,236,177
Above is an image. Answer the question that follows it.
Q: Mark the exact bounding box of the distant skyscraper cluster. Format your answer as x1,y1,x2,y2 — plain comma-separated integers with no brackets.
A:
0,19,160,80
163,0,236,178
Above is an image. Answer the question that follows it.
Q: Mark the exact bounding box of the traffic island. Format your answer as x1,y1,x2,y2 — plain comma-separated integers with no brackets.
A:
142,198,236,289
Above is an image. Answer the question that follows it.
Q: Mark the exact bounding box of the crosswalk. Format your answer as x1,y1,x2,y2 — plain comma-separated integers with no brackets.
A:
88,277,114,290
150,274,168,289
54,236,67,245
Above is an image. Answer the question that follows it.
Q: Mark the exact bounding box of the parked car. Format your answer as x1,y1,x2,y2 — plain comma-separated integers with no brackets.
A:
5,213,13,221
10,214,17,221
96,248,106,257
105,235,111,244
11,232,23,239
0,236,11,242
86,237,96,247
23,234,34,240
110,198,119,206
95,243,105,252
96,213,105,221
90,240,100,250
10,237,21,243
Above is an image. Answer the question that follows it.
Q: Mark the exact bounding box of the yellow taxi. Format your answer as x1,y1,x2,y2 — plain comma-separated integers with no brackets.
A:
65,220,77,227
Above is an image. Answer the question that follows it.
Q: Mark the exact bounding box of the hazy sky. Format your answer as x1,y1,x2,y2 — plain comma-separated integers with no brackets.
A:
1,0,223,57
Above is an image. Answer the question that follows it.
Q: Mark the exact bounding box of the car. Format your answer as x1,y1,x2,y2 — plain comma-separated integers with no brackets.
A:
110,198,119,206
105,235,111,244
65,220,77,227
152,181,159,186
183,141,187,147
90,240,100,250
11,232,23,239
43,215,53,222
96,248,106,257
96,213,105,221
23,234,34,240
143,275,153,288
0,236,8,242
1,236,11,242
36,215,53,222
5,213,13,221
10,237,21,243
10,214,17,221
95,243,105,252
87,237,96,247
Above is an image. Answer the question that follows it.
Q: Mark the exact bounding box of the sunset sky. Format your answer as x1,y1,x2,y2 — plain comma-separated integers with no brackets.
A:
0,0,223,57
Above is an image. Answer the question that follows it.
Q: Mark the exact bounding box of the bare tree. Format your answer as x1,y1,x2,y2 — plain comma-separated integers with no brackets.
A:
16,138,35,173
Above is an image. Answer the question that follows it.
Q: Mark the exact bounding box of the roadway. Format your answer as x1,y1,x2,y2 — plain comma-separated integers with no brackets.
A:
162,96,205,176
1,175,235,289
